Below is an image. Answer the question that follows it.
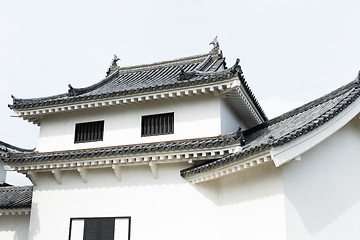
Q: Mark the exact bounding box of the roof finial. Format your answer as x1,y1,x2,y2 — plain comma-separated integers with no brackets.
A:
112,54,120,67
209,36,219,49
106,54,121,77
235,126,246,146
10,95,16,104
179,68,187,81
230,58,243,74
68,84,76,96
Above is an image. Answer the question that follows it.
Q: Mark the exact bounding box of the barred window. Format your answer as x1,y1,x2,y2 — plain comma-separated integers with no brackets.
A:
141,112,174,137
69,217,131,240
74,120,104,143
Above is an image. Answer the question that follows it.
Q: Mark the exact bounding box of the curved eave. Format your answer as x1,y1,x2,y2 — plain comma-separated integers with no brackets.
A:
5,126,244,165
11,74,239,125
5,143,240,185
0,141,34,154
183,149,273,184
6,143,239,171
4,125,243,184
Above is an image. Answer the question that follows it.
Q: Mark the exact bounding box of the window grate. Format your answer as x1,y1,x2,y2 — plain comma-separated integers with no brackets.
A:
84,218,115,240
141,112,174,137
74,121,104,143
69,217,131,240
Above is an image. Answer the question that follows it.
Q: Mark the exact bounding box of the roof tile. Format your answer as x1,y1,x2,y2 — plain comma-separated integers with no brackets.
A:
0,186,33,209
181,80,360,178
4,129,244,164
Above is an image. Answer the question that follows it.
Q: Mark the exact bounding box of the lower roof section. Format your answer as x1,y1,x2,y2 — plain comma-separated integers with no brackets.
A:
181,79,360,181
0,186,33,210
0,141,34,155
4,128,244,164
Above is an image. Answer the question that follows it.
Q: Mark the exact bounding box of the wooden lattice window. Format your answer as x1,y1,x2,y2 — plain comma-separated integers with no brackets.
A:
69,217,131,240
74,120,104,143
141,112,174,137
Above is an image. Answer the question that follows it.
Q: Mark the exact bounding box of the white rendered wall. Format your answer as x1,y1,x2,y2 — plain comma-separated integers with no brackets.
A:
282,116,360,240
27,163,219,240
217,161,287,240
220,99,245,134
0,214,30,240
37,95,223,152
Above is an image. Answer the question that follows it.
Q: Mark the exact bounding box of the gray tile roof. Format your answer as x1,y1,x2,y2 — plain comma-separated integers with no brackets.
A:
4,129,244,164
0,141,34,155
181,80,360,178
0,186,33,209
9,51,226,109
8,50,267,122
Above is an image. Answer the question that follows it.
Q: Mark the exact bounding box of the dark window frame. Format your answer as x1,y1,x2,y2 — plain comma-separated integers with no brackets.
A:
74,120,104,143
141,112,174,137
68,216,131,240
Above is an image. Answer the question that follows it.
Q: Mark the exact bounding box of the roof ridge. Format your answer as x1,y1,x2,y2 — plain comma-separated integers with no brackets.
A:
116,52,215,74
69,53,216,96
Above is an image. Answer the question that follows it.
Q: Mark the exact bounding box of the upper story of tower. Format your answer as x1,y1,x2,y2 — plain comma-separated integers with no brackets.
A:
9,39,267,152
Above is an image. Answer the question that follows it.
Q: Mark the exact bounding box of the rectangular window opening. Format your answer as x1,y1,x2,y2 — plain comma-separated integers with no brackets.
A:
69,217,131,240
141,112,174,137
74,120,104,143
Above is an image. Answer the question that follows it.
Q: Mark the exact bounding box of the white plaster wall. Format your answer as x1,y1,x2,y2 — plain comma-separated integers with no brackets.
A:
37,95,222,152
220,99,245,134
27,163,219,240
217,161,287,240
0,214,30,240
282,116,360,240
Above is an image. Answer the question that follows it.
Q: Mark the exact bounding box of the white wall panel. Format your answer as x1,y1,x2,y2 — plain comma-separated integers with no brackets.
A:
283,116,360,240
37,95,222,152
0,214,30,240
220,99,244,133
27,163,219,240
217,161,287,240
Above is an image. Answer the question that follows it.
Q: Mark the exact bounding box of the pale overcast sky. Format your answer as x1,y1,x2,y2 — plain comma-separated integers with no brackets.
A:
1,0,360,185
